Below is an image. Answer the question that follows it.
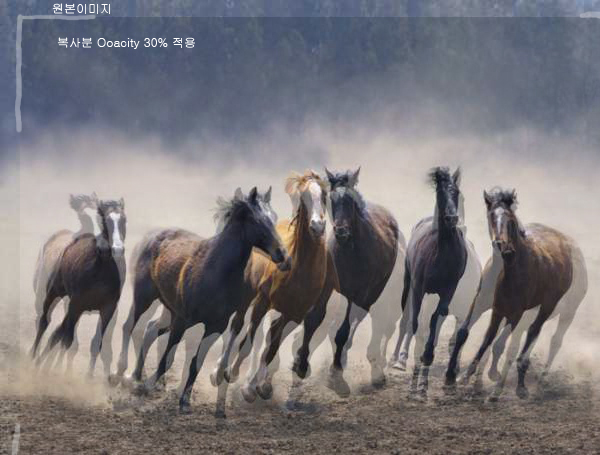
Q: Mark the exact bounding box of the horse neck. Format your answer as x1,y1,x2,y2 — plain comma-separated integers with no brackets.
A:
349,202,371,248
213,221,253,274
77,212,94,235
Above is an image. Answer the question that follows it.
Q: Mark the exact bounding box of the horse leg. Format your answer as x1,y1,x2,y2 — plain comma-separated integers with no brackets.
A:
489,322,524,401
541,312,574,380
242,315,292,402
292,296,328,380
30,291,60,358
515,310,549,399
226,294,268,383
390,299,413,370
88,302,117,379
444,282,491,386
179,328,222,415
487,322,512,382
210,310,245,387
367,305,392,388
143,315,187,392
131,310,171,382
116,281,158,377
328,300,366,398
462,310,503,384
38,298,84,368
407,289,427,397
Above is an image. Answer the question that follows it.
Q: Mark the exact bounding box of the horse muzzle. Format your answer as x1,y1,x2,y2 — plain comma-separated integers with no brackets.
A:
272,247,291,271
309,219,326,237
445,214,459,228
334,225,351,242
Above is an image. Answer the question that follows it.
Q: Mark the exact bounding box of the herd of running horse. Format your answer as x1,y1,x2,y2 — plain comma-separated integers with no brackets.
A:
29,166,588,417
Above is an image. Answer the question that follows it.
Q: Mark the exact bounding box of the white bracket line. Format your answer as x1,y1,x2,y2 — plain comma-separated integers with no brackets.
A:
15,14,96,133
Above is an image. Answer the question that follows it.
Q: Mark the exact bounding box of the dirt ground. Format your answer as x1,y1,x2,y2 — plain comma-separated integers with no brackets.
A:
2,341,599,455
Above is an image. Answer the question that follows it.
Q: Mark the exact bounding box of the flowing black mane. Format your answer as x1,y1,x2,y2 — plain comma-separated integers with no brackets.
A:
214,196,250,227
428,166,459,191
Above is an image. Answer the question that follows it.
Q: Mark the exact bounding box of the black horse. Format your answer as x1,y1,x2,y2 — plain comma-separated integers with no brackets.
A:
292,167,404,397
133,188,290,417
31,198,127,378
402,167,468,397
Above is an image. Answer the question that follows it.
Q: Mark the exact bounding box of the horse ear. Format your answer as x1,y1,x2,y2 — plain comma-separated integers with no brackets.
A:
264,186,272,203
234,187,244,201
324,168,335,184
248,186,258,204
91,192,99,207
349,167,360,187
119,197,125,209
452,167,462,187
483,190,492,207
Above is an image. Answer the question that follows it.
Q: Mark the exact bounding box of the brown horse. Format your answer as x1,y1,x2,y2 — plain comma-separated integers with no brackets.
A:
446,188,587,399
31,198,127,378
132,188,290,417
225,170,332,402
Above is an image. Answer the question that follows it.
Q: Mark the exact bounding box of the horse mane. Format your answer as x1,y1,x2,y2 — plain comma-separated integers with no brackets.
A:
213,195,249,228
428,166,455,190
69,193,96,212
485,186,518,209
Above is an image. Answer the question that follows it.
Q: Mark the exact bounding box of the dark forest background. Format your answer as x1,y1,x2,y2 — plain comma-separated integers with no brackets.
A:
1,1,600,159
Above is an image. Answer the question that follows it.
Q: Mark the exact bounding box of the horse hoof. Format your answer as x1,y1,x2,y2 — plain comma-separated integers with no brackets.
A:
223,369,237,384
488,391,501,403
326,371,351,398
179,401,192,414
241,384,257,403
132,382,149,397
444,372,457,387
210,369,223,387
371,373,386,389
291,359,310,379
256,382,274,400
391,360,407,371
487,368,501,383
516,386,529,400
214,408,227,419
107,374,122,388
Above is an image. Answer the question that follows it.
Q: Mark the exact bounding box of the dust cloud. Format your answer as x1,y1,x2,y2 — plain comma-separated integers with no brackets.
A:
3,120,599,407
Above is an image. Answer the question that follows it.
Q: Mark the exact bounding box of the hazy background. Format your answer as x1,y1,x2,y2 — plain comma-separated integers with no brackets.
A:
2,15,600,400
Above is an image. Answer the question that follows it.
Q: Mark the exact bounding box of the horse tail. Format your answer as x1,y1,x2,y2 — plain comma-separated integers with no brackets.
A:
400,258,411,312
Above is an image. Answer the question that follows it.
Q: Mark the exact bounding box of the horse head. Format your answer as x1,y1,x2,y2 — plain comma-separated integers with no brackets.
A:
324,167,364,243
429,166,462,230
216,187,290,271
285,170,328,238
97,197,127,258
483,187,523,262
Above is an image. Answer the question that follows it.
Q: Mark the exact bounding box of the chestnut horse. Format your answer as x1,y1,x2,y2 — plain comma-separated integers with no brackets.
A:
446,188,587,399
291,167,404,397
132,188,289,417
225,171,331,403
31,198,126,378
401,167,470,397
115,188,277,382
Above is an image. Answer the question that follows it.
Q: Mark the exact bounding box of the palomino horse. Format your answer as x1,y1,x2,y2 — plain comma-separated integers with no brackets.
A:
446,188,587,399
31,198,127,378
132,188,290,417
402,167,470,397
225,170,331,403
114,188,277,383
291,167,404,397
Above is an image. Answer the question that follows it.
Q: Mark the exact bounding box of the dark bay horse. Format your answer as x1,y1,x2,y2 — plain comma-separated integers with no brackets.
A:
402,167,469,397
132,188,290,417
31,198,127,378
225,171,331,403
291,167,403,397
32,193,104,370
446,188,587,399
115,188,277,382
